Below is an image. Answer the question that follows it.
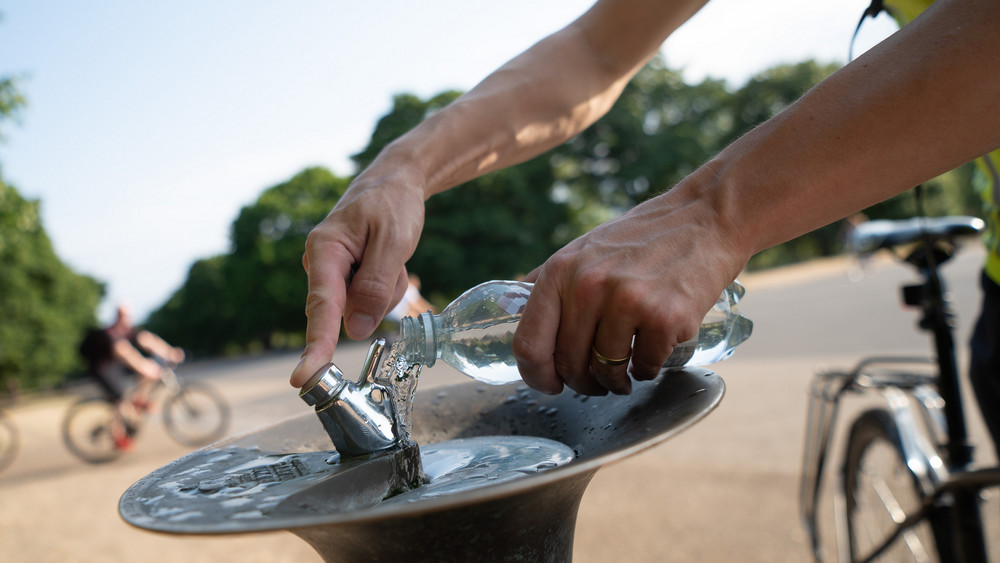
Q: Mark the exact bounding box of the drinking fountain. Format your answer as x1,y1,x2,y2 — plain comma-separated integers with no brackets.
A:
121,358,724,562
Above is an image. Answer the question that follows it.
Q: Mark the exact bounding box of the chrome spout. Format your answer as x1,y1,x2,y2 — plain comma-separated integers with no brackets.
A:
299,339,401,457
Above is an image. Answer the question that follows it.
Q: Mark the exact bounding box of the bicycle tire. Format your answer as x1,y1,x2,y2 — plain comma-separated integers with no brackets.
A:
61,397,126,464
162,382,229,447
842,409,938,562
0,411,19,473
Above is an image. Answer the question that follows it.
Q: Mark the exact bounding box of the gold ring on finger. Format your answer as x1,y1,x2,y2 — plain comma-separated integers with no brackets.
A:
592,346,631,366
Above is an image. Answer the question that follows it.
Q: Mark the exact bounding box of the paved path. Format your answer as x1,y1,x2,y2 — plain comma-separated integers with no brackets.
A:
1,247,997,562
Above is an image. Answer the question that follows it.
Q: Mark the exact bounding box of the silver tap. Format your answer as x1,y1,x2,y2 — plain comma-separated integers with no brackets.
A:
299,338,401,457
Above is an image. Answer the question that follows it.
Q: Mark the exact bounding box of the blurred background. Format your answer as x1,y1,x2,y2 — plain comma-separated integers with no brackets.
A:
0,1,995,561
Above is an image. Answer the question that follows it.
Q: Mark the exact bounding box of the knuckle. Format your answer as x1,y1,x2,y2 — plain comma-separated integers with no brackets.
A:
551,354,577,380
629,358,662,380
543,249,575,274
347,276,394,311
574,268,607,297
304,289,328,317
511,333,539,366
304,225,331,253
613,284,651,313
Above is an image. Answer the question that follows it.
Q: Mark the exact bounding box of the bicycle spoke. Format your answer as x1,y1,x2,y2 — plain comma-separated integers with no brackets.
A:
868,466,906,524
163,384,229,446
845,411,938,563
901,530,932,563
0,415,18,472
62,398,126,464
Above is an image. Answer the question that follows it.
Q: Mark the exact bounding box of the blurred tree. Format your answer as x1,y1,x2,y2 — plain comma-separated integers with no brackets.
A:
225,167,350,347
0,66,103,393
0,77,26,147
145,256,232,355
546,57,732,230
147,168,349,355
0,182,104,392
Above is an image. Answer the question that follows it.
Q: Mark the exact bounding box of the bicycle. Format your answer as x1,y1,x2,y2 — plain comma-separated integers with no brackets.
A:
62,360,230,464
0,407,18,473
800,207,1000,562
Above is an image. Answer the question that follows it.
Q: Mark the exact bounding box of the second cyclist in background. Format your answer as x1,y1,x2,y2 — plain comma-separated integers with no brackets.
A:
78,303,185,451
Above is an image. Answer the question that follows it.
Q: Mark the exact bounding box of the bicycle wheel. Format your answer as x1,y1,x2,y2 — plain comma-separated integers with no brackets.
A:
0,411,19,473
843,409,938,562
62,398,126,464
162,382,229,446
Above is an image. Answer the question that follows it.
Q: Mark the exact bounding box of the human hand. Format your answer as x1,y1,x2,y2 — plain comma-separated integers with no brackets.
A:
289,163,426,388
512,185,749,396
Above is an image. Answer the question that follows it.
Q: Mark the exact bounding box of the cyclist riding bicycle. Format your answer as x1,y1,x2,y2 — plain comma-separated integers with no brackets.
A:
78,303,185,450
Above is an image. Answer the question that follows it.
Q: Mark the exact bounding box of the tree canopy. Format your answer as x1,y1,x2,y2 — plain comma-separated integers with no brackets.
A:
147,167,350,355
0,70,105,393
0,181,104,392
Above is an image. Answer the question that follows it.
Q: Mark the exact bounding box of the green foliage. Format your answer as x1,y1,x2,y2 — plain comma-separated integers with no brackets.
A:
0,65,102,393
146,256,232,355
415,154,571,300
719,61,836,146
0,182,104,392
352,92,571,302
0,75,27,147
549,59,732,218
227,167,350,345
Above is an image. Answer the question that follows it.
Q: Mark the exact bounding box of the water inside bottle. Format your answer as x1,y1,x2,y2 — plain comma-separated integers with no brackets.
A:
684,291,753,367
437,322,521,385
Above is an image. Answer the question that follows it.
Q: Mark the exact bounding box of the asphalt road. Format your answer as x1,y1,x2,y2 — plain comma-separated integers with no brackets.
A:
1,245,997,562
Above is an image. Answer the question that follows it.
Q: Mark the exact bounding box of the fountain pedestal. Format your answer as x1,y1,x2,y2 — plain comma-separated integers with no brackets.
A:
121,367,724,562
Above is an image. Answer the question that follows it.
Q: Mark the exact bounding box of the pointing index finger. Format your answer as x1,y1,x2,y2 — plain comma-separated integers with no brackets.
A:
289,239,354,388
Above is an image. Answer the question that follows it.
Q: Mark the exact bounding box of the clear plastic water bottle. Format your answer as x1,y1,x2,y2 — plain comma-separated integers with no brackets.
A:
399,280,752,385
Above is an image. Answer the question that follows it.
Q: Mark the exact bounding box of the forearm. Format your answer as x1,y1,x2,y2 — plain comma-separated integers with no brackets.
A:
113,340,161,379
135,330,182,363
372,0,708,198
695,0,1000,258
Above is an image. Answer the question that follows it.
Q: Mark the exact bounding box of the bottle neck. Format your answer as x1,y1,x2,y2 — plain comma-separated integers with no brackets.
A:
400,312,438,367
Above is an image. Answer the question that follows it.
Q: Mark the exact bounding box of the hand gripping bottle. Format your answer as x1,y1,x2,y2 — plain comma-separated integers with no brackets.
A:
398,280,752,384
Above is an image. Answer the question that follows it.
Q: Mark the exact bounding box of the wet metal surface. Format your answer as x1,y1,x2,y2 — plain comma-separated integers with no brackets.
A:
121,367,724,562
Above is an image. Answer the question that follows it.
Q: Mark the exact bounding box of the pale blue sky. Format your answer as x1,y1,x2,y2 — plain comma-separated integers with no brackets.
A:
0,0,896,322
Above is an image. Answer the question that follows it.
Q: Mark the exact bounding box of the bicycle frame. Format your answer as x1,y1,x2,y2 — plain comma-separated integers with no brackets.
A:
800,215,998,562
801,358,948,561
155,365,183,396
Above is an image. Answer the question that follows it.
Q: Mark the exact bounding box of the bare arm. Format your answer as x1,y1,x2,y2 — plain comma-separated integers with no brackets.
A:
291,0,709,387
112,339,162,381
512,0,1000,394
396,0,709,196
719,0,1000,254
135,330,186,365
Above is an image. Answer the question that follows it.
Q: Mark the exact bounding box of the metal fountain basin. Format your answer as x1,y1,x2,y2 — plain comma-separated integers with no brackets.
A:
121,367,724,562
